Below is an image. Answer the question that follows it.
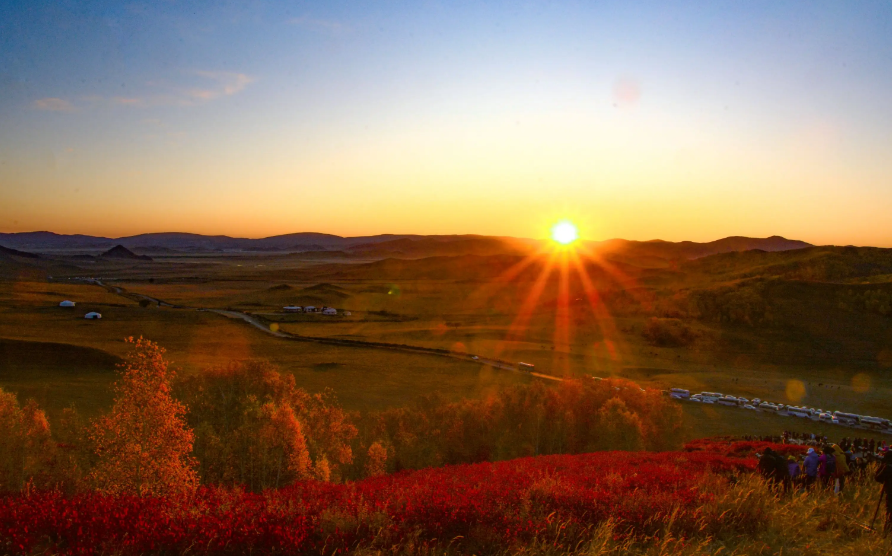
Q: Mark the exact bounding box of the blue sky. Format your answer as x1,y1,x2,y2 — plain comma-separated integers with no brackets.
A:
1,1,891,244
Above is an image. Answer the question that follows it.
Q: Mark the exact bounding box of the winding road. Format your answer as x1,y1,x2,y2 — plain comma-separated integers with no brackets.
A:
80,279,891,434
87,279,562,382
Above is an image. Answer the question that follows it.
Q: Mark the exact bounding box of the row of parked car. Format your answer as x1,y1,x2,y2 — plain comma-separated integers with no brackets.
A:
668,388,892,433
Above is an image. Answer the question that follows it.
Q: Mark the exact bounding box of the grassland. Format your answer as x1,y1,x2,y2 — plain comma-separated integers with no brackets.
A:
0,278,532,418
1,245,891,441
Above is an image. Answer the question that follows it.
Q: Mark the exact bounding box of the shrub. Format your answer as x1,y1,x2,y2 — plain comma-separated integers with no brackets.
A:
642,317,696,347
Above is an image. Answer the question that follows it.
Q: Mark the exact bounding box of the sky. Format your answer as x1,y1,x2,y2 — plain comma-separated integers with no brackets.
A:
1,1,891,245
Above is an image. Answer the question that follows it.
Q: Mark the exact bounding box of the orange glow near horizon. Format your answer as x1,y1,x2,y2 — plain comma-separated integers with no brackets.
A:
489,232,634,376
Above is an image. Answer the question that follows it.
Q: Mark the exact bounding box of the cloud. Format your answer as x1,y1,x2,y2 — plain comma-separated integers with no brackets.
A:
113,97,144,106
289,15,347,35
188,71,254,101
48,71,255,110
32,98,75,112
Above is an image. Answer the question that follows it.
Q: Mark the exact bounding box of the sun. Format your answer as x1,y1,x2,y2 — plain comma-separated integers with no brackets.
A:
551,221,579,245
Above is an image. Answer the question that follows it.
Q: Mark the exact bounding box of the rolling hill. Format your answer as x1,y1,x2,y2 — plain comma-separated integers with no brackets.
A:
0,231,812,260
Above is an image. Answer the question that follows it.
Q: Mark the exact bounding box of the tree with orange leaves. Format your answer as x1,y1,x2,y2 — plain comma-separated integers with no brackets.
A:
89,337,198,496
364,442,388,477
0,388,52,491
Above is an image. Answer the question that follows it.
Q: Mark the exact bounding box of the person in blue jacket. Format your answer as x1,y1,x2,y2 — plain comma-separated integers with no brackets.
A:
803,447,820,488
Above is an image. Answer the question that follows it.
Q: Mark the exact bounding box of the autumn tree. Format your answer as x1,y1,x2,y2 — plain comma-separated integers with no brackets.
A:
364,442,388,477
0,388,53,492
177,360,356,490
89,337,198,496
51,405,94,493
352,378,678,478
597,397,644,451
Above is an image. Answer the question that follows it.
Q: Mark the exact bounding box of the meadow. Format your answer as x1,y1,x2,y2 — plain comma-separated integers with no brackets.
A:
0,278,531,418
2,244,892,441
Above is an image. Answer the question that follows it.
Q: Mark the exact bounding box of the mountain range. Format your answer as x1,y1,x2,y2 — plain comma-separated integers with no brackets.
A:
0,231,811,262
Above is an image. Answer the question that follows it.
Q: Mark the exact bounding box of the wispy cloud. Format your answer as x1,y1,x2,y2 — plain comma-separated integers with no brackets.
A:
32,98,75,112
35,71,255,111
289,15,347,35
113,97,144,106
187,71,254,101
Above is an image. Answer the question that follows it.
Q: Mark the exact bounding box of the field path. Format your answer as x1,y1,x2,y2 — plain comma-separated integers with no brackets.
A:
89,280,562,382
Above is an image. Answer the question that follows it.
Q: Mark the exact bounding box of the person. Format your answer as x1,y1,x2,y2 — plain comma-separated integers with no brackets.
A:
787,455,801,485
819,446,837,488
830,443,849,493
875,448,892,534
758,448,789,490
804,447,819,489
758,448,778,480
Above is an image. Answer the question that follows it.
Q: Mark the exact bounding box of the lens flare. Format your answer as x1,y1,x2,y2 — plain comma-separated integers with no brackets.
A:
551,221,579,245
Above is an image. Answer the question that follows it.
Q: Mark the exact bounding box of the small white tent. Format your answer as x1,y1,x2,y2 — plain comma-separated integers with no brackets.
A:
322,307,337,315
304,306,317,313
59,300,76,307
84,312,102,319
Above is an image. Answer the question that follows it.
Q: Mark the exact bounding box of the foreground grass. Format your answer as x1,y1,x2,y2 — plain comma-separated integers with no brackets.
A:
4,452,890,556
497,473,891,556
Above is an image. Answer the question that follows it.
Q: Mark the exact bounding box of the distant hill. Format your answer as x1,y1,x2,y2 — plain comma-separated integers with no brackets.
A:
0,231,417,252
296,254,639,286
589,236,811,267
100,245,153,261
0,244,79,280
0,244,40,259
0,231,813,260
680,245,892,282
0,232,114,251
347,236,535,258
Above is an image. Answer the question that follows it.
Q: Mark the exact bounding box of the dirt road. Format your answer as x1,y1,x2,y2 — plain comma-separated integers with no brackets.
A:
91,280,562,382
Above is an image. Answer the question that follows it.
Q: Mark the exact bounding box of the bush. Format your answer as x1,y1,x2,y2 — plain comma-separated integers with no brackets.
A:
642,317,696,347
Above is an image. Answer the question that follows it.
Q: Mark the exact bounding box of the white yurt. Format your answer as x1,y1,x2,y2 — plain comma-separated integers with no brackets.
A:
322,307,337,315
84,312,102,319
283,306,303,313
59,300,76,307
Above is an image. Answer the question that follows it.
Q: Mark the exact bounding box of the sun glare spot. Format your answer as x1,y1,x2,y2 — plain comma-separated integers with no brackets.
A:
551,221,579,245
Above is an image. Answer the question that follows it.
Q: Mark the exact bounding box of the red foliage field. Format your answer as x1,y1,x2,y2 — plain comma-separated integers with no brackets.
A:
0,448,766,556
684,438,808,459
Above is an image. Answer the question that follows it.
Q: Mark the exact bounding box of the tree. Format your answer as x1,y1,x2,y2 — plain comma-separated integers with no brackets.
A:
364,442,388,477
0,389,53,492
597,397,644,451
177,360,356,489
89,337,198,496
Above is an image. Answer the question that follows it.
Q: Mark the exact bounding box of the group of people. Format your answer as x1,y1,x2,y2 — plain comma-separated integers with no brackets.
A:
781,430,890,455
756,434,892,534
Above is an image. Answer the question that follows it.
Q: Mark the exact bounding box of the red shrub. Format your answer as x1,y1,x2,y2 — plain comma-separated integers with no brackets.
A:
684,438,808,459
0,449,756,555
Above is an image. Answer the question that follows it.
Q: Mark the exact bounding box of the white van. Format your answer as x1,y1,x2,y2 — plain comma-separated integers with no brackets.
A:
833,412,860,426
669,388,690,399
861,416,890,430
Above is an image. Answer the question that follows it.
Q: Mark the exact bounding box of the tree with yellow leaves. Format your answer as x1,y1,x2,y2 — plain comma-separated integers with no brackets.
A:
364,442,388,477
0,388,53,491
89,337,198,496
